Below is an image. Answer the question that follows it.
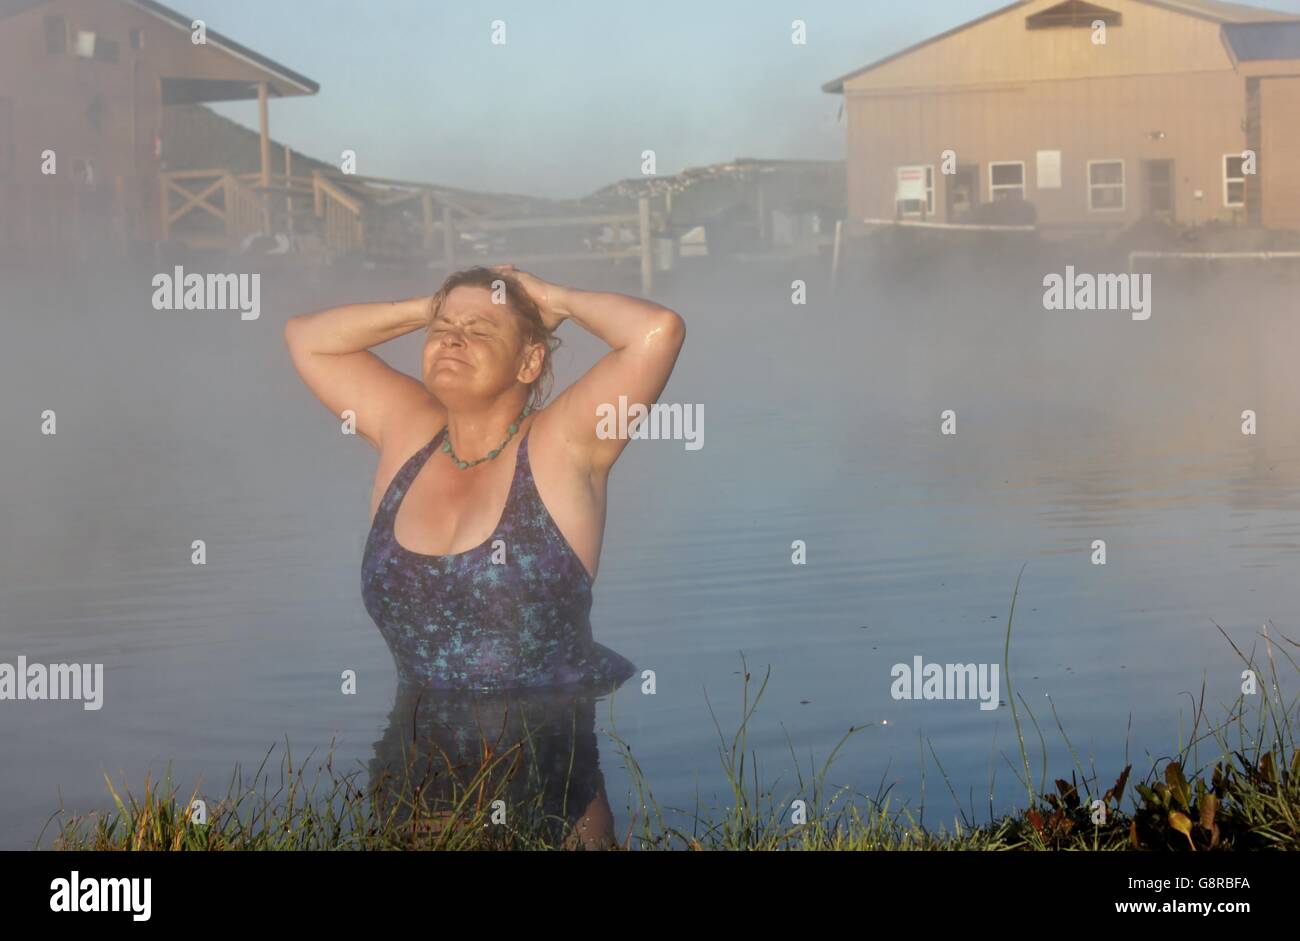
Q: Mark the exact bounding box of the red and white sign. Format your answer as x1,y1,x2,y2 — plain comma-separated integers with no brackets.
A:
896,166,927,202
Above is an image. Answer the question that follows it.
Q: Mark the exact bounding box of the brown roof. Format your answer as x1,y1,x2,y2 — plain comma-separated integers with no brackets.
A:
1143,0,1300,22
822,0,1300,92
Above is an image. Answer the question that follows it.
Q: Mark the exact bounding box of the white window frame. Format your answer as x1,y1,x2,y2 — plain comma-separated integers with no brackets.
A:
898,165,935,217
1223,154,1246,208
1087,159,1125,212
74,30,96,58
988,161,1026,201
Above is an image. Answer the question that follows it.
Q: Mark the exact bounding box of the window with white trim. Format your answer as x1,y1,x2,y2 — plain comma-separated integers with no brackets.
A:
1223,154,1246,208
899,165,935,216
1087,159,1124,211
989,162,1025,201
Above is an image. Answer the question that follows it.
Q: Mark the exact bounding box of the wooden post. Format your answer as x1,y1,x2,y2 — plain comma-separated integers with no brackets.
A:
258,82,271,189
830,219,843,291
638,196,652,295
312,170,323,217
284,144,293,233
422,191,435,253
159,173,170,241
258,82,271,234
223,174,236,238
441,204,455,270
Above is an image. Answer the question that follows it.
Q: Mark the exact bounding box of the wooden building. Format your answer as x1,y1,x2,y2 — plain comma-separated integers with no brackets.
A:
0,0,317,259
823,0,1300,233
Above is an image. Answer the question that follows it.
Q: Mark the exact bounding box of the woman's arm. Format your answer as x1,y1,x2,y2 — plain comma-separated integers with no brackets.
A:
283,296,438,450
504,268,685,478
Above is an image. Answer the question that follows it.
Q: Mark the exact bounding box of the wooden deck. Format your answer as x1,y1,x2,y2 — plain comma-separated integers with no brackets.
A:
158,166,665,291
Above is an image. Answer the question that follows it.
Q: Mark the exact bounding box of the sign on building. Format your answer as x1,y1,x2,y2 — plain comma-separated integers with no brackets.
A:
896,166,928,202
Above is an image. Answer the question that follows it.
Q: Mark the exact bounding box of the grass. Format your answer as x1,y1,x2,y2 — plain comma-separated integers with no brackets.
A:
45,572,1300,851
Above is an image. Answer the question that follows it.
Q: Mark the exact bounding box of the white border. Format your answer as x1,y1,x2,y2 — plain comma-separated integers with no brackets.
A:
1087,158,1125,212
988,161,1026,201
1223,154,1246,208
898,164,935,217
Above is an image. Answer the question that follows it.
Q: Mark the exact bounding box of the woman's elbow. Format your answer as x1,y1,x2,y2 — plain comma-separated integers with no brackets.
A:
283,315,302,348
650,309,685,349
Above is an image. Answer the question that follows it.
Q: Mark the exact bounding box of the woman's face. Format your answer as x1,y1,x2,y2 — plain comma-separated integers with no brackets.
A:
422,285,535,403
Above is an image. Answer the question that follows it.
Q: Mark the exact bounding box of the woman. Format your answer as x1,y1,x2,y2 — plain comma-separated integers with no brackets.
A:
284,264,685,691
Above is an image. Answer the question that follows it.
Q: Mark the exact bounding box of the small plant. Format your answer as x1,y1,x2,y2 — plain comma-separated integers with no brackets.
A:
1130,760,1220,850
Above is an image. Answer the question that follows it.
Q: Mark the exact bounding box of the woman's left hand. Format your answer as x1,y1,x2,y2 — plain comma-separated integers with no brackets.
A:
492,264,569,331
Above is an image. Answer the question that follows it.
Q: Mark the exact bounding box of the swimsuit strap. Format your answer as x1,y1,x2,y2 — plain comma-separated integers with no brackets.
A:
373,426,448,531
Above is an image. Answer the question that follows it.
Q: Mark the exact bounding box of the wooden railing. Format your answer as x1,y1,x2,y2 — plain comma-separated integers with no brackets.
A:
311,171,364,254
159,170,266,246
158,167,665,290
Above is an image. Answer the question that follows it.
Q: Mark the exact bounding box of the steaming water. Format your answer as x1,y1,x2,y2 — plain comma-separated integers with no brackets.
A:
1,252,1297,847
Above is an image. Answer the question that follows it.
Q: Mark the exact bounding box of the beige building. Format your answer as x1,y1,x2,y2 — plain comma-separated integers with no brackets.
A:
823,0,1300,233
0,0,317,256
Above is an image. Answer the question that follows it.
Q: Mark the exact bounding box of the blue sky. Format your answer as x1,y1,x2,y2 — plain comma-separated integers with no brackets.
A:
181,0,1300,199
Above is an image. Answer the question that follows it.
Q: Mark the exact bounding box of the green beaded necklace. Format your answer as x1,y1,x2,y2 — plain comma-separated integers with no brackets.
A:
441,403,532,470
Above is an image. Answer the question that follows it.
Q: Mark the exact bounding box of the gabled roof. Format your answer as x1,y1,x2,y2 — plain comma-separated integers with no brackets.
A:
822,0,1300,92
1,0,317,97
125,0,317,95
1142,0,1300,22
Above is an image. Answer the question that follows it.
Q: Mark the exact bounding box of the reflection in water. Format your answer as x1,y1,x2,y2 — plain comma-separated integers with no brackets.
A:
368,676,629,848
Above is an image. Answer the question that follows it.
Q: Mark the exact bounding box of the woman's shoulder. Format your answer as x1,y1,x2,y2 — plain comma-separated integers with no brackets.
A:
380,400,448,466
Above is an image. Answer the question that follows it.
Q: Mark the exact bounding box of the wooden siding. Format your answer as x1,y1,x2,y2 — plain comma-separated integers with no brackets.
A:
836,0,1280,228
847,70,1247,226
1260,77,1300,229
0,0,307,254
841,0,1238,93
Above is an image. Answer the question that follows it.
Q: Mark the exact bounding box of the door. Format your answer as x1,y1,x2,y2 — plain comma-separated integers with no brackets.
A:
946,165,978,222
1144,160,1175,221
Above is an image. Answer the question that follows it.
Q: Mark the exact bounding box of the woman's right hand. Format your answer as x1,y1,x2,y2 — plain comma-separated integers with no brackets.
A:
492,264,569,331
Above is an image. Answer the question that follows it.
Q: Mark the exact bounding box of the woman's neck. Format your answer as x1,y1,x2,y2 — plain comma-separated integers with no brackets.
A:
443,399,532,459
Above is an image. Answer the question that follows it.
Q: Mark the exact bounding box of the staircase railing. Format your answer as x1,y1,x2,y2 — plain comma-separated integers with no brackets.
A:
311,171,364,254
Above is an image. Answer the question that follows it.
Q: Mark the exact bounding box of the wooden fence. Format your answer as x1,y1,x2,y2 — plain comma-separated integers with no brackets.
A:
158,166,662,291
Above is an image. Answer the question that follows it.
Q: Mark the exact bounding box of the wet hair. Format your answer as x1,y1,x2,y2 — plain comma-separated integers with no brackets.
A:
426,266,561,410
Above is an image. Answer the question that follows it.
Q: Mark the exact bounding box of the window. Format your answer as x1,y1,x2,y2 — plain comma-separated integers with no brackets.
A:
74,30,96,58
989,162,1026,201
129,28,145,50
43,16,67,54
93,38,119,62
1224,155,1246,208
899,165,935,216
1087,159,1125,211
